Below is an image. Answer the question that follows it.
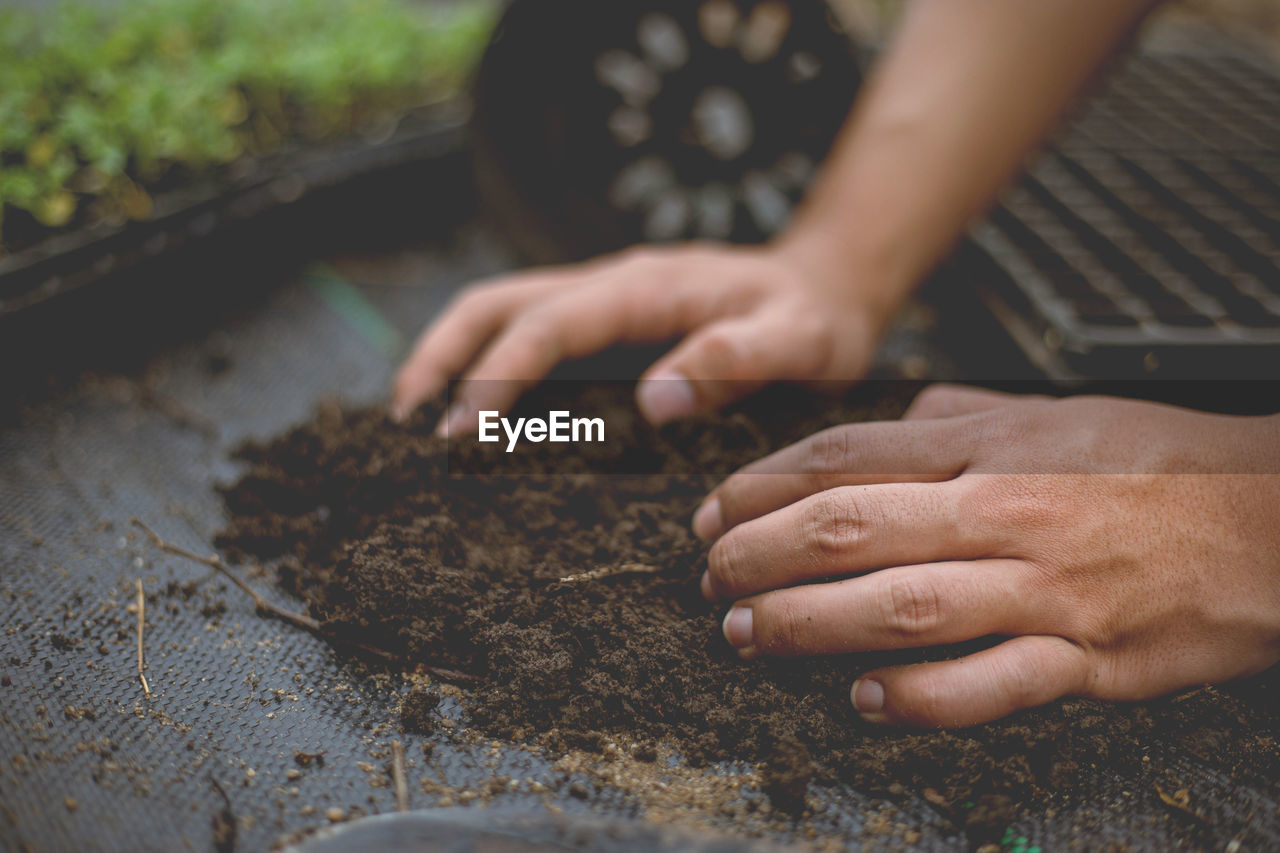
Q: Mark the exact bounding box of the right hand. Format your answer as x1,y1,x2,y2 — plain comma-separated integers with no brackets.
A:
391,241,892,435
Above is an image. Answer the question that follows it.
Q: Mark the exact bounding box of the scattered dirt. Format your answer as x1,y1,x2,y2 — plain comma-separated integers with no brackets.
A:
399,689,441,736
216,382,1280,845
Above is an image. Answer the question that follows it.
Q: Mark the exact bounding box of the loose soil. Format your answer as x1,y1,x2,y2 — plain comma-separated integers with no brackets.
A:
216,383,1280,846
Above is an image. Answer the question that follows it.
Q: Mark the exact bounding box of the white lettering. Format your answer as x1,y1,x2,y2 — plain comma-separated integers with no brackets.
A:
478,411,500,443
502,416,525,453
549,410,570,441
479,410,605,452
573,417,605,442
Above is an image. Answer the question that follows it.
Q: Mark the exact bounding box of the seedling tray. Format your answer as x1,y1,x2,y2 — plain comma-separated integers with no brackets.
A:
0,104,467,319
971,43,1280,378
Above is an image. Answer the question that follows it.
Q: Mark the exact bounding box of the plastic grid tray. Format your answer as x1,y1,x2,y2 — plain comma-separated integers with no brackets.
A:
971,48,1280,377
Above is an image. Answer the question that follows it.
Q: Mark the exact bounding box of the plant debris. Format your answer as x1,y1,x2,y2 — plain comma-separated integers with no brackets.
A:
135,578,151,699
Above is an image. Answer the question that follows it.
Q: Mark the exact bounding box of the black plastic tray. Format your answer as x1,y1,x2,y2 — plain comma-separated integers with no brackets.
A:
0,103,469,319
971,46,1280,379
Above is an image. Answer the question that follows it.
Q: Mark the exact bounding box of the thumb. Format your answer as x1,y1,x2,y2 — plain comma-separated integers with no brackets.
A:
634,311,842,425
851,635,1092,728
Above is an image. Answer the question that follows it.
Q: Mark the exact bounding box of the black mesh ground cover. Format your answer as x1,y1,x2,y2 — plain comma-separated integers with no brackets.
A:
2,43,1280,853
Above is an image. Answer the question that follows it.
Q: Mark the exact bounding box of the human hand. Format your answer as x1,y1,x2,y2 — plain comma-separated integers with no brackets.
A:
391,241,892,435
695,384,1280,728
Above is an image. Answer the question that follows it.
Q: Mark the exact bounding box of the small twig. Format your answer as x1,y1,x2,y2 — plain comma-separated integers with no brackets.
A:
391,740,409,812
1154,784,1209,824
136,578,151,699
130,518,482,684
558,562,661,584
410,662,483,684
209,776,236,853
132,518,321,633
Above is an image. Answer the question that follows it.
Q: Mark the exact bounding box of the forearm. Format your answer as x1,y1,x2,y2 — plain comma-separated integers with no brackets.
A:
775,0,1161,331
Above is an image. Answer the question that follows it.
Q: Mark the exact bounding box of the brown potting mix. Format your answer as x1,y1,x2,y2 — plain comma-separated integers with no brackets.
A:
215,383,1280,846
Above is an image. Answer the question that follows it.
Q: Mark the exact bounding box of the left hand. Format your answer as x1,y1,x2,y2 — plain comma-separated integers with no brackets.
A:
695,384,1280,728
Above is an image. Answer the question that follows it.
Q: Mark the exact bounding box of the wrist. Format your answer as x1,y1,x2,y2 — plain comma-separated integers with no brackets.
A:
766,222,913,341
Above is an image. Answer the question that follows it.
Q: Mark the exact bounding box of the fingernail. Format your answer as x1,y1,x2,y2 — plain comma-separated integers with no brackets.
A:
636,371,697,425
722,606,753,649
700,571,714,601
692,497,723,541
389,402,409,423
851,678,885,716
435,402,468,438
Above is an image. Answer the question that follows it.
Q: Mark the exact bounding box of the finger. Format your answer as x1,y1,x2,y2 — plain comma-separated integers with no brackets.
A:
721,559,1037,658
692,418,972,541
440,262,738,436
438,287,689,436
391,274,557,421
851,635,1092,728
635,307,837,425
903,384,1029,420
703,481,992,601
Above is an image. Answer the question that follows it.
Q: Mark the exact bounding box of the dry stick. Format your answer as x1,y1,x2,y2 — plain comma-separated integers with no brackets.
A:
136,578,151,699
132,518,322,633
209,775,237,853
390,740,409,812
558,562,661,584
130,519,481,684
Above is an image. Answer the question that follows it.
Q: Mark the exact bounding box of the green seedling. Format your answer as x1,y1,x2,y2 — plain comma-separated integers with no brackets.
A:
0,0,496,253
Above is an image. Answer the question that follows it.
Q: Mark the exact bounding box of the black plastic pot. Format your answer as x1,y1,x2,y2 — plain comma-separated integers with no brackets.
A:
470,0,864,262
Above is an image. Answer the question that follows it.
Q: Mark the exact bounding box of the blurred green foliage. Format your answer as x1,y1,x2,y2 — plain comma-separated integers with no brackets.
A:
0,0,496,251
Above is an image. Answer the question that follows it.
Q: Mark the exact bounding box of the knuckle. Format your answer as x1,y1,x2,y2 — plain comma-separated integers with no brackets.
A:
882,575,942,639
756,596,808,655
907,384,961,418
1001,647,1045,708
707,533,750,595
804,489,867,558
953,477,1000,543
452,282,499,316
777,307,835,375
802,426,855,475
952,475,991,519
974,408,1037,452
618,243,665,268
713,474,744,522
806,329,836,376
504,316,559,364
693,329,750,376
895,675,949,728
615,281,652,319
999,482,1055,534
956,473,1052,542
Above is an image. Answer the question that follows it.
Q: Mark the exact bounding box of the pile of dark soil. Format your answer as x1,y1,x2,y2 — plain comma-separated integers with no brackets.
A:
215,383,1280,845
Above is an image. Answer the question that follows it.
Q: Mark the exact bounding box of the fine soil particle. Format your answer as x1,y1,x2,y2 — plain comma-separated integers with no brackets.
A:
399,688,441,735
760,735,814,815
216,383,1280,842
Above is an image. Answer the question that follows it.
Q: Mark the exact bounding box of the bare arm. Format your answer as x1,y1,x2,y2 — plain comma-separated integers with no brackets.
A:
393,0,1162,431
776,0,1161,332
